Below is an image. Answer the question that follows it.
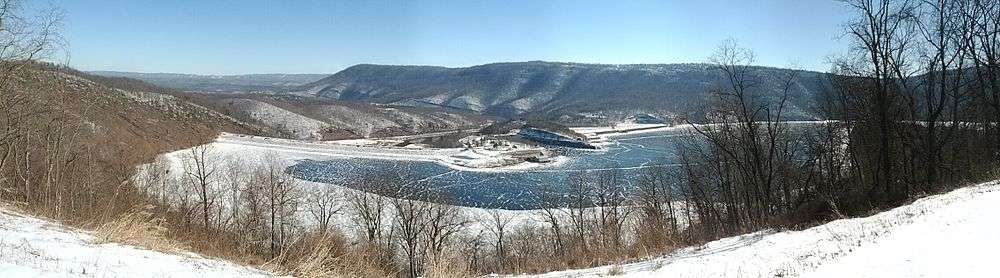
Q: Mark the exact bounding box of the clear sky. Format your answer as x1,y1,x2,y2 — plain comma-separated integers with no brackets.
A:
57,0,852,75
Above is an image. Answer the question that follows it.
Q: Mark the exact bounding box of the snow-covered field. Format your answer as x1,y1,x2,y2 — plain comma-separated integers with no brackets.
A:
0,207,277,278
571,121,840,142
570,123,671,136
216,133,554,171
524,180,1000,278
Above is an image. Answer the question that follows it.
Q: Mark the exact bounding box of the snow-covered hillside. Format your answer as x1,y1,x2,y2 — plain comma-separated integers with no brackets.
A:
188,94,488,140
0,208,277,278
225,99,330,140
527,180,1000,278
299,62,826,120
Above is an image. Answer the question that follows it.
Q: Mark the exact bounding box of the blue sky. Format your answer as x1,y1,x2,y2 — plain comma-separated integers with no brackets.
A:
58,0,851,75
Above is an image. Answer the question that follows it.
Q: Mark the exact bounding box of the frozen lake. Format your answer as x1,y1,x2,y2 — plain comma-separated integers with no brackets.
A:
288,128,697,209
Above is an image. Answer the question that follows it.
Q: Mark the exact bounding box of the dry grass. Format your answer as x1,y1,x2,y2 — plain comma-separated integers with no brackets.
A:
278,234,344,277
92,204,181,254
423,250,474,278
261,232,395,278
329,253,397,278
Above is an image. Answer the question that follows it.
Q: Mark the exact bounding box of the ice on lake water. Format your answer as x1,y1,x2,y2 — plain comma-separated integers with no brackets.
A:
288,130,695,209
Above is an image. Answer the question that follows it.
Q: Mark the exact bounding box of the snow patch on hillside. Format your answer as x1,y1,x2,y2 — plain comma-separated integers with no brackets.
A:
227,99,328,140
509,67,573,112
447,95,485,111
492,69,531,106
0,208,277,278
312,105,398,137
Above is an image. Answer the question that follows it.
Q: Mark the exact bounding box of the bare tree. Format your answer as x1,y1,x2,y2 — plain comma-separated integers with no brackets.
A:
565,171,592,253
255,153,301,258
594,168,630,254
0,0,63,88
635,166,678,251
390,195,429,278
534,195,567,259
960,0,1000,151
683,39,802,233
423,198,468,260
222,155,247,230
305,185,342,235
459,231,488,274
136,156,167,197
240,167,267,254
184,145,218,228
345,175,390,248
839,0,921,202
172,173,199,228
484,209,513,273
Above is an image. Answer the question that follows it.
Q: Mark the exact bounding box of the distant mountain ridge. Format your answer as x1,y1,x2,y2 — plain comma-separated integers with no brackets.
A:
89,71,327,93
92,61,835,125
297,61,833,122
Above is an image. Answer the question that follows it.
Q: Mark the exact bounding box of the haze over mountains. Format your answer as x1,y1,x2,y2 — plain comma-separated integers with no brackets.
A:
90,71,328,93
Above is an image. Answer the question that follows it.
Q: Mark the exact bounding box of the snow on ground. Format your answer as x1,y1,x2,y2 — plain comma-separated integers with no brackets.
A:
0,207,277,278
570,123,670,136
572,121,840,143
215,133,553,172
571,123,685,148
524,180,1000,278
328,138,383,146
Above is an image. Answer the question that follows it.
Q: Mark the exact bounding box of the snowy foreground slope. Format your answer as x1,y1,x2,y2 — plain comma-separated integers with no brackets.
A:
527,180,1000,278
0,208,277,278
